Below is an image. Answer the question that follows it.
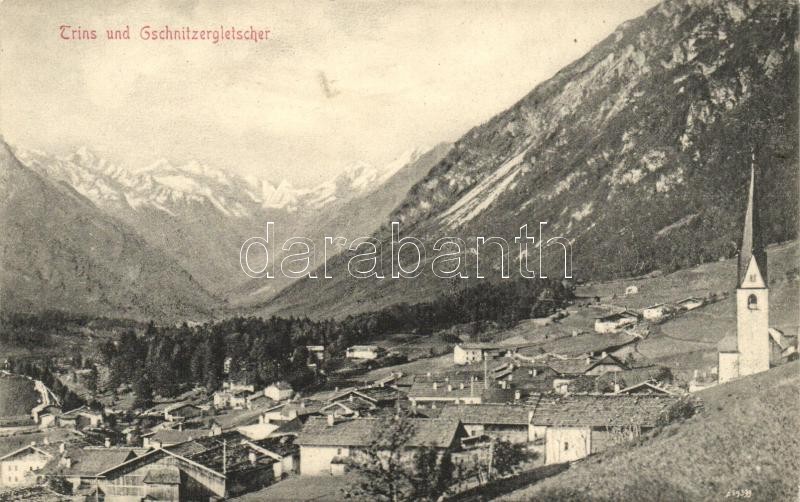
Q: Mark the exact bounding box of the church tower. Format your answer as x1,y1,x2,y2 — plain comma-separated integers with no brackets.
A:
735,156,770,377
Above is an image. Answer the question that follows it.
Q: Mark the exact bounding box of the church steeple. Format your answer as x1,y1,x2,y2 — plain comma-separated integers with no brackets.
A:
737,153,767,288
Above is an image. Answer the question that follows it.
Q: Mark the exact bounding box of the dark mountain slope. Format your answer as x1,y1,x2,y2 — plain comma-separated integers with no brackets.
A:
261,0,798,319
0,141,218,322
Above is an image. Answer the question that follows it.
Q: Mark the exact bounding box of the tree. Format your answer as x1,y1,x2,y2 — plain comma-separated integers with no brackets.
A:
131,371,154,410
344,413,416,502
411,447,455,501
85,365,98,395
490,440,536,479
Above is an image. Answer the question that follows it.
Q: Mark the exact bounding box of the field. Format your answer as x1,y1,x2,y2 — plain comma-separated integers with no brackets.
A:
0,374,40,418
497,361,800,501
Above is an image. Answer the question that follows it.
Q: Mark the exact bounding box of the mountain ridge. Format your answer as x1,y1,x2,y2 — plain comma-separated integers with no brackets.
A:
258,0,798,319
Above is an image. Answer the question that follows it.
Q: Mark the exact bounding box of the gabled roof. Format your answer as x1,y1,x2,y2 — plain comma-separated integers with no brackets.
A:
295,417,463,448
0,444,53,462
438,404,529,426
97,447,225,480
596,311,639,322
530,395,678,428
47,448,136,477
614,381,674,395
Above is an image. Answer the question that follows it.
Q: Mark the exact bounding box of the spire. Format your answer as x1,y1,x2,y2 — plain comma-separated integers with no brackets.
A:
737,151,767,287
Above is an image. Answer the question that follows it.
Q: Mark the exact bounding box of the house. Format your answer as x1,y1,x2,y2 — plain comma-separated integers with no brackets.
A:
0,444,53,487
95,448,227,500
245,436,299,480
676,297,704,311
453,343,518,364
547,353,628,379
529,394,679,464
260,400,325,425
345,345,384,360
223,381,256,393
329,386,403,409
439,404,530,443
246,393,276,410
295,416,466,475
215,389,251,410
407,380,483,408
57,406,103,429
594,311,639,333
306,346,325,361
44,445,137,493
265,382,294,402
33,405,61,427
642,304,670,321
453,344,484,364
768,328,798,365
164,403,202,422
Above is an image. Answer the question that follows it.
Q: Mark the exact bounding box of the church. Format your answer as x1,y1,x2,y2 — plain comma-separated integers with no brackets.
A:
717,158,796,383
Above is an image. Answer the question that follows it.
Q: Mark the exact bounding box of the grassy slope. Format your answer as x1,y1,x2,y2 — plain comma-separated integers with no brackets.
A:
581,241,798,375
0,375,39,417
498,361,800,502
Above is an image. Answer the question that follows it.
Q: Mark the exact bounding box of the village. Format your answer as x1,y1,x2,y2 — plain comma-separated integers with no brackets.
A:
0,165,797,501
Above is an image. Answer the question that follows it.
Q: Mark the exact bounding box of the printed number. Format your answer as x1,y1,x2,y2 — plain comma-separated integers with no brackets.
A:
725,489,752,498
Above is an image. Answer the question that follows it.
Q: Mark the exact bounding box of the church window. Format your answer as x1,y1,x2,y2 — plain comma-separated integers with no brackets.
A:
747,294,758,310
564,442,569,451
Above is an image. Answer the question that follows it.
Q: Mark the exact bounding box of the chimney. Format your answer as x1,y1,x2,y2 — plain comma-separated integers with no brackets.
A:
334,386,339,392
426,372,431,378
59,443,66,454
500,381,507,390
601,351,607,358
508,374,513,382
327,414,335,427
586,357,592,365
514,390,521,401
533,369,538,377
43,437,50,446
432,382,438,390
248,451,257,465
528,369,533,376
104,437,111,448
30,441,36,448
459,383,465,390
614,383,621,393
61,457,72,469
447,384,452,392
300,401,306,409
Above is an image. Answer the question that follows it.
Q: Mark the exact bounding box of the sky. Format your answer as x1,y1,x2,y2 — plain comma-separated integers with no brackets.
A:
0,0,657,188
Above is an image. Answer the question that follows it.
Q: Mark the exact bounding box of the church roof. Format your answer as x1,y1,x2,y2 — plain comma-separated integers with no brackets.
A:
737,158,767,288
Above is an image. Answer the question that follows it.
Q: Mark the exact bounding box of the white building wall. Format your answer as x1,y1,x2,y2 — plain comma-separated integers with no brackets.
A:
544,427,591,465
736,288,770,377
300,446,350,476
718,352,740,383
453,346,482,364
0,453,50,487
